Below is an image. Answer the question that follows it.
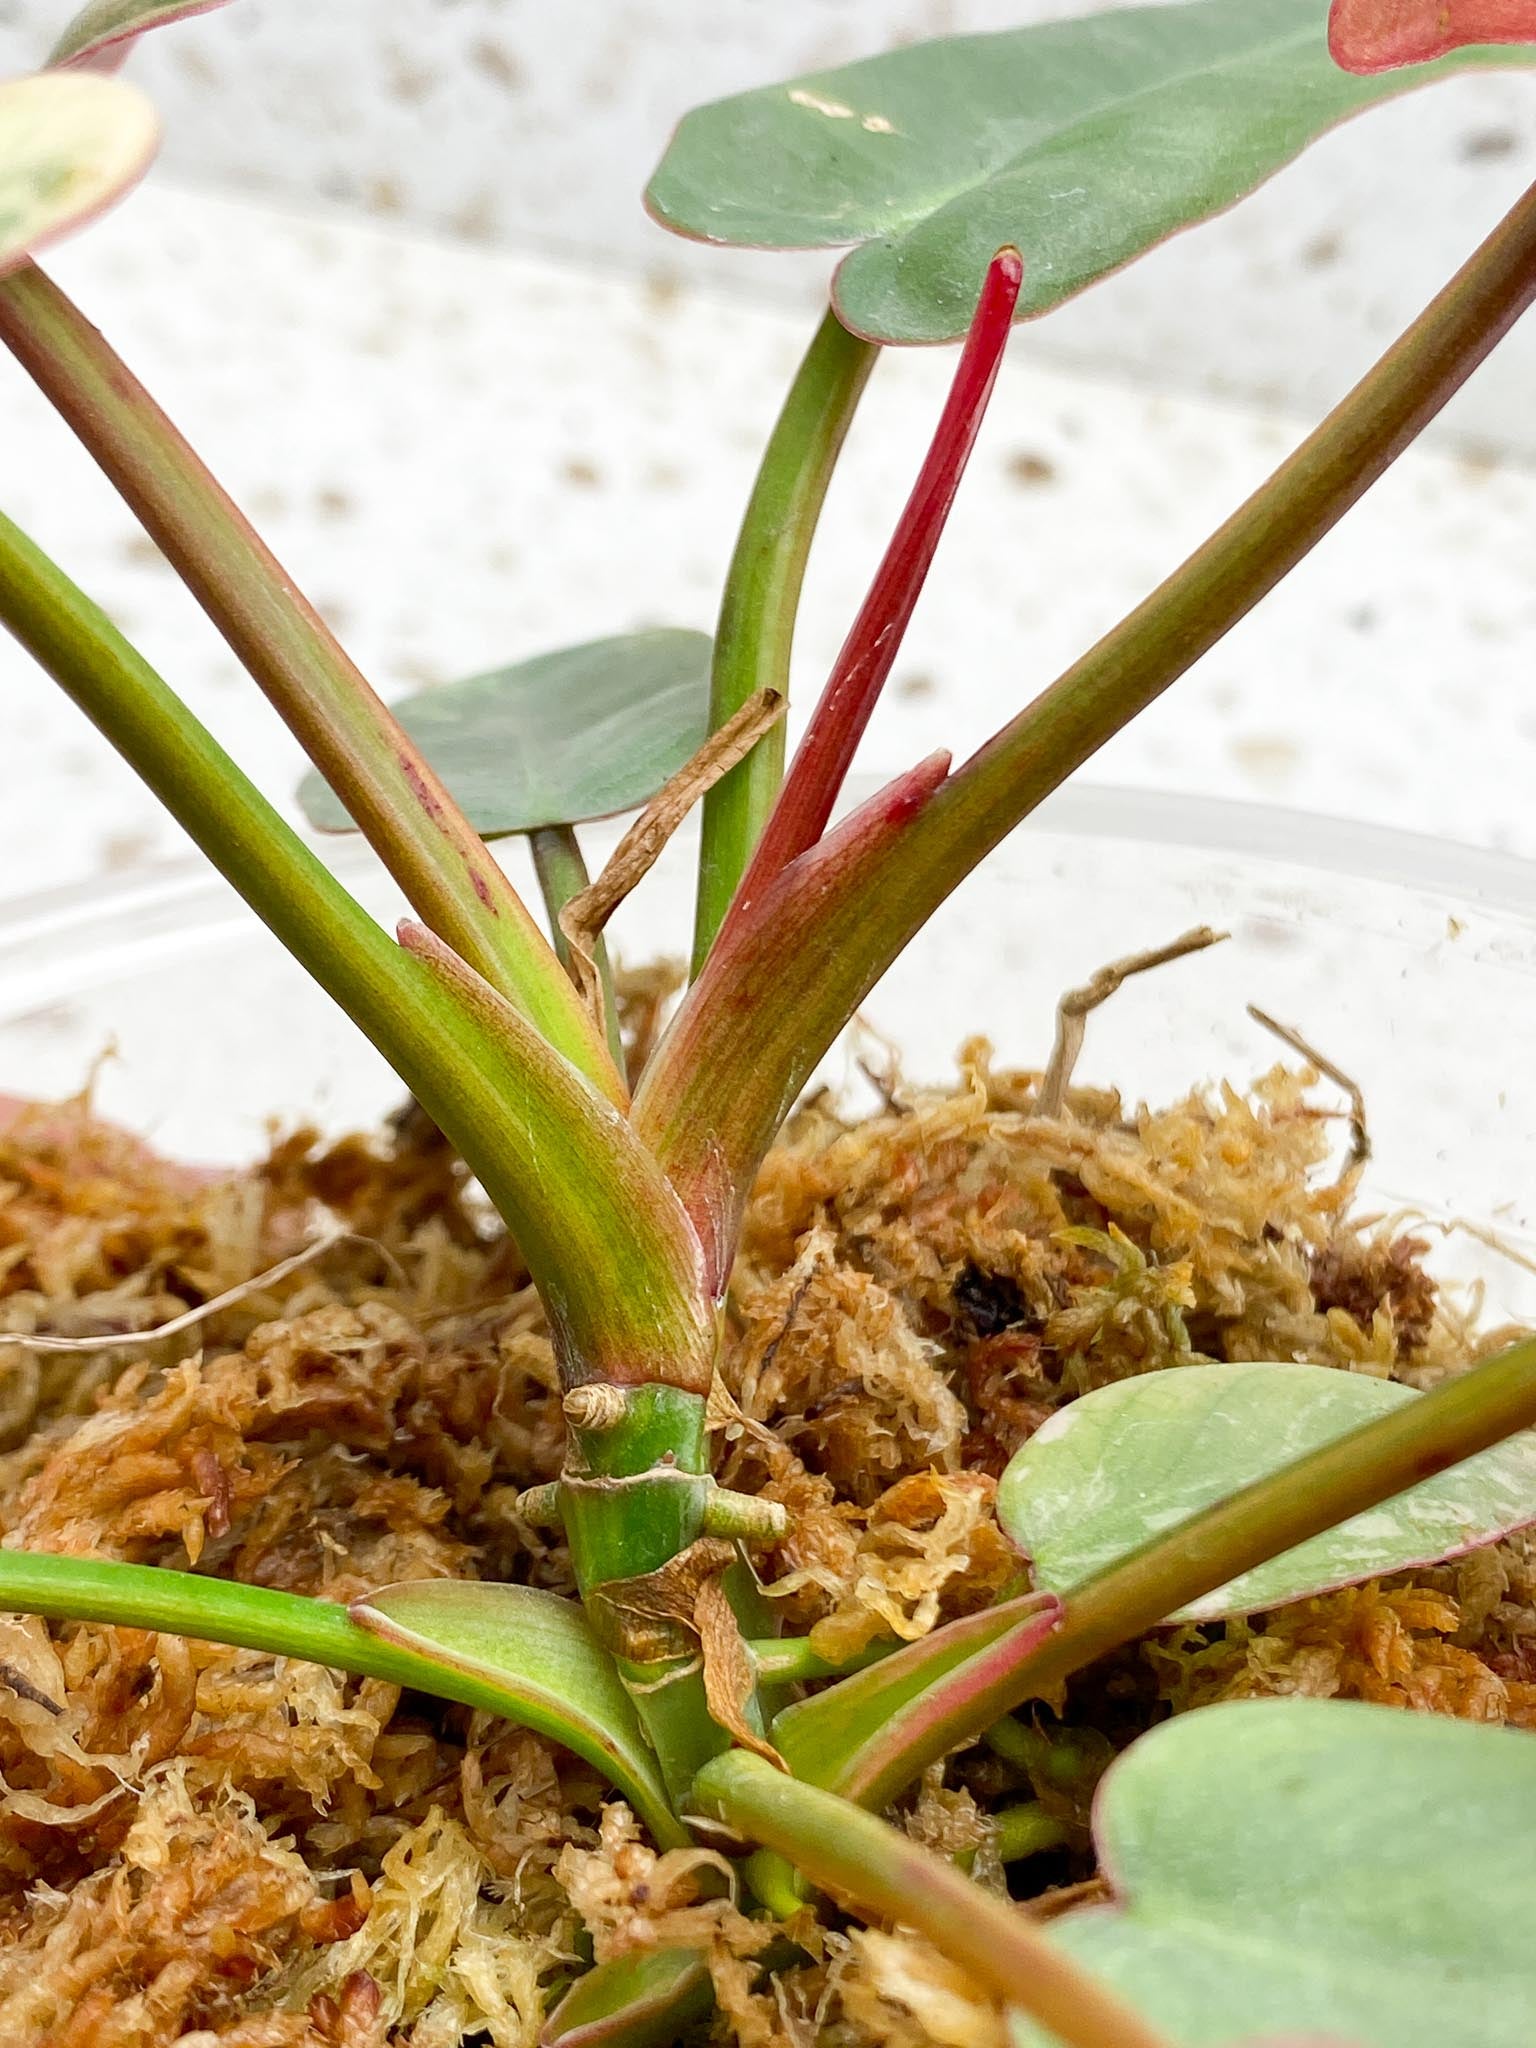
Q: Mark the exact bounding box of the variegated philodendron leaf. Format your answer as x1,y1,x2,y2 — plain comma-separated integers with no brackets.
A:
49,1,234,72
0,70,156,276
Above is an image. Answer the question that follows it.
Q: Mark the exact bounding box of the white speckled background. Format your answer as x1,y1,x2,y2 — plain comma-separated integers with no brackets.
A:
0,0,1533,900
3,0,1534,448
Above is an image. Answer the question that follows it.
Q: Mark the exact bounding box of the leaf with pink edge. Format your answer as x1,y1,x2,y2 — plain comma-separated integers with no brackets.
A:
998,1361,1536,1621
647,0,1536,345
0,70,156,277
48,0,235,72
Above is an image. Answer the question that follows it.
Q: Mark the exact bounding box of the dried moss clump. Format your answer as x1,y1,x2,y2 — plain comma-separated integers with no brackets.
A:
0,1049,1524,2044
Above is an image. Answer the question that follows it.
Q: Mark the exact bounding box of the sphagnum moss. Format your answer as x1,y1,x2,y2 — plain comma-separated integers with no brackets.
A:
0,1048,1526,2042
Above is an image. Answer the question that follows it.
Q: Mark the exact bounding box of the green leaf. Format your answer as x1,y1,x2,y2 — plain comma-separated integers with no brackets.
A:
0,70,156,278
299,630,714,839
0,1546,686,1849
542,1947,712,2048
1329,0,1536,72
353,1580,685,1847
786,1337,1536,1817
646,0,1536,344
48,0,234,70
998,1361,1536,1622
1010,1699,1536,2048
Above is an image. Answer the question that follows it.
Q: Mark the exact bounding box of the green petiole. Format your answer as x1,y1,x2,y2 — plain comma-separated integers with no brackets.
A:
0,511,716,1400
0,261,625,1104
529,823,625,1076
691,309,877,971
691,1750,1173,2048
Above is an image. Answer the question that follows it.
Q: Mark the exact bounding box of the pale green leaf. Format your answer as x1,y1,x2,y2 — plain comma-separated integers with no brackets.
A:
646,0,1536,344
353,1579,685,1847
299,629,713,838
48,0,233,70
0,1548,687,1845
543,1946,712,2046
1011,1699,1536,2047
0,70,156,277
998,1360,1536,1621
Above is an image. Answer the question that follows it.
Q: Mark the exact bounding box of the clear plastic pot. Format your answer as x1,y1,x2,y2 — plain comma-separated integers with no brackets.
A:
1,782,1531,1320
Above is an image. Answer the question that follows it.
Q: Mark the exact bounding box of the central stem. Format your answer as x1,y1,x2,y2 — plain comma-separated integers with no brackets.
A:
557,1381,729,1800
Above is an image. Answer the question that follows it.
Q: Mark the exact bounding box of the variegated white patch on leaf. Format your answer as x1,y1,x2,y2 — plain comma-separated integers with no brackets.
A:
0,70,157,277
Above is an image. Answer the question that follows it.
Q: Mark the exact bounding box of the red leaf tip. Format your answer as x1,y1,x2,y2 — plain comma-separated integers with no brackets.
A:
1328,0,1536,71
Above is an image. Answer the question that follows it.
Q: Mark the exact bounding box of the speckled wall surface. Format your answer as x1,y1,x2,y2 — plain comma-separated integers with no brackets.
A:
0,1,1532,909
2,0,1535,457
3,184,1533,897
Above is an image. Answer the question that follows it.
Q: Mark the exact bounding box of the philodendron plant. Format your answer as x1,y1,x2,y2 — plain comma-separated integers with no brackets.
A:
2,0,1536,2042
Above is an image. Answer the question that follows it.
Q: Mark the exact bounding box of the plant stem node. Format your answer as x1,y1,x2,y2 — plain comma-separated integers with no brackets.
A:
513,1481,565,1529
563,1384,628,1431
702,1486,789,1543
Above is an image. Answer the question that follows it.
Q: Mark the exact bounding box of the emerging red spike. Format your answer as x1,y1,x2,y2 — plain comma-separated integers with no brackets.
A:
722,247,1022,930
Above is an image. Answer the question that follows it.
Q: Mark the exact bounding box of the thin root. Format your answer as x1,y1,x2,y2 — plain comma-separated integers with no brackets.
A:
1247,1003,1370,1181
560,687,786,1024
4,1228,398,1354
1403,1211,1536,1283
1036,926,1227,1118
